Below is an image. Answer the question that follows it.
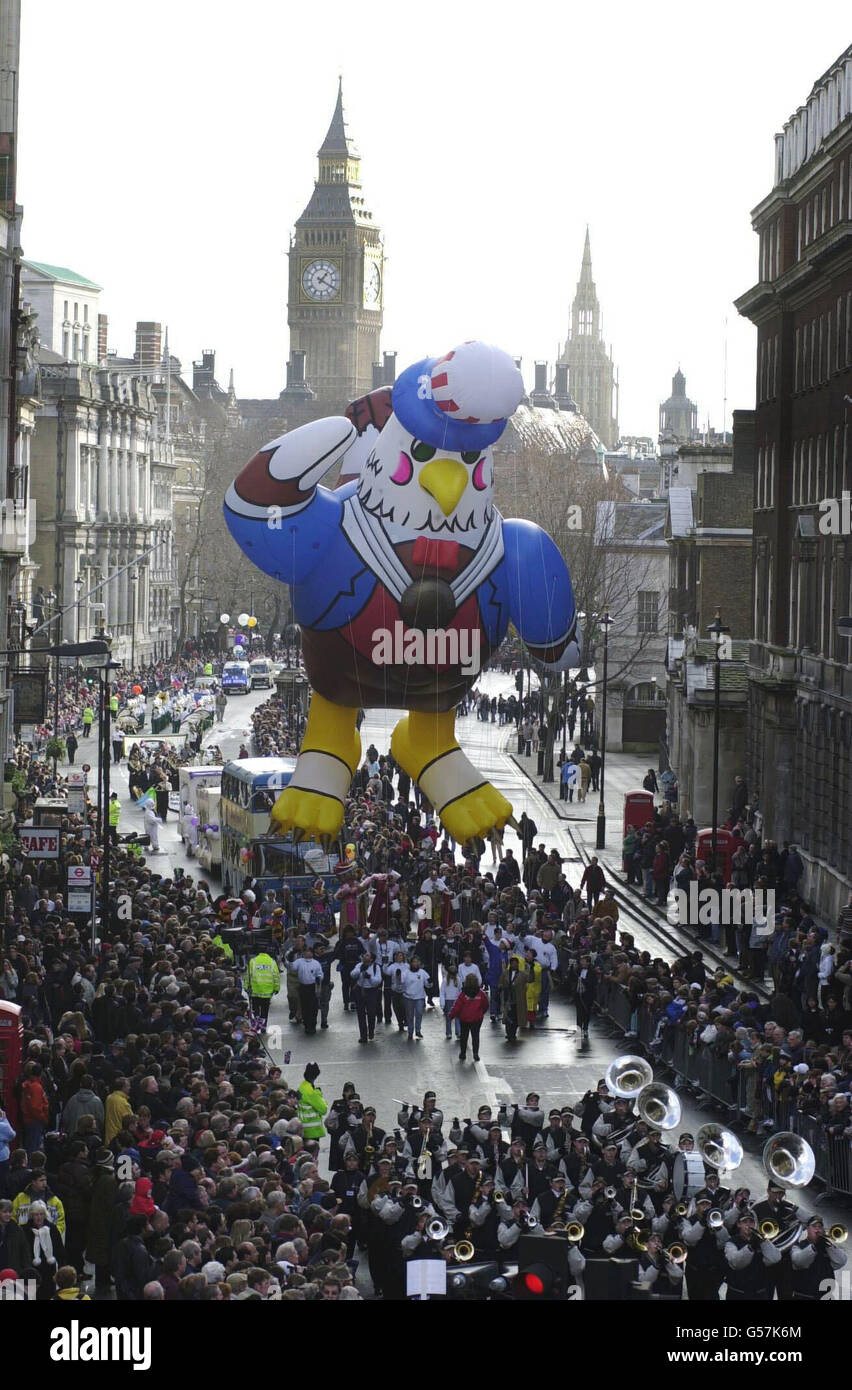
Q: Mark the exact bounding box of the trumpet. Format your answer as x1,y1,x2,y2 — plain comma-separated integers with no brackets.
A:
826,1224,848,1246
519,1212,538,1230
665,1243,688,1265
565,1221,584,1243
707,1209,725,1230
410,1195,423,1210
604,1185,618,1200
426,1216,449,1242
674,1201,689,1217
492,1189,506,1204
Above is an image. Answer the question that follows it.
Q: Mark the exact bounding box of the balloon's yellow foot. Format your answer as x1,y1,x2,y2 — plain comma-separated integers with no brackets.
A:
391,708,512,842
270,786,345,840
267,692,359,842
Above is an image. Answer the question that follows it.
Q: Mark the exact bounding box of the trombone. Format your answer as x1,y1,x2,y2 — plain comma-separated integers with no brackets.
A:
758,1218,803,1251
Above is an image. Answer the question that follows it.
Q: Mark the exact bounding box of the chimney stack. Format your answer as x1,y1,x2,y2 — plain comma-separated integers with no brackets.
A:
134,321,162,372
372,362,384,389
382,351,397,384
97,314,108,364
534,362,548,393
555,363,568,396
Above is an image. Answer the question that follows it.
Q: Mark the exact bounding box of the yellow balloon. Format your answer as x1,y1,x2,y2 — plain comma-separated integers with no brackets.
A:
247,616,258,629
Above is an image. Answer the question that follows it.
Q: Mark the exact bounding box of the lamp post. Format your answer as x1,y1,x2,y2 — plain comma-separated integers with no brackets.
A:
595,609,613,851
130,569,139,674
707,610,730,873
98,656,121,954
47,590,61,777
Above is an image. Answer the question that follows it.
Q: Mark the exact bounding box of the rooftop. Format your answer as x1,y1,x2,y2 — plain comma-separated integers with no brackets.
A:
23,260,102,290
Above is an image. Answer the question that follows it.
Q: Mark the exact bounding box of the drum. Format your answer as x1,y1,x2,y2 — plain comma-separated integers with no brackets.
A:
672,1151,705,1201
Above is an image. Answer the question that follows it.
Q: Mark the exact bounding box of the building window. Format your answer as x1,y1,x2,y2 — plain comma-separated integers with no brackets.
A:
62,329,69,359
578,308,593,335
637,591,659,634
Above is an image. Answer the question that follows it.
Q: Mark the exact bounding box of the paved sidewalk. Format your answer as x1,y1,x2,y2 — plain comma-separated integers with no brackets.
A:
507,738,652,877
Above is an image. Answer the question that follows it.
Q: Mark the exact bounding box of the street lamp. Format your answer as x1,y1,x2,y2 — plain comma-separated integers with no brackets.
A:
707,610,731,873
98,656,121,954
130,569,139,674
595,609,613,851
47,590,61,777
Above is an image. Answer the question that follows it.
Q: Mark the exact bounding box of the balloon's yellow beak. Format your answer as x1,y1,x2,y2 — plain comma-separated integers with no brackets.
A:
417,458,468,516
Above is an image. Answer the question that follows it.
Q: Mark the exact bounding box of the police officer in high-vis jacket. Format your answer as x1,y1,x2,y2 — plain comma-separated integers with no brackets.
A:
244,948,280,1024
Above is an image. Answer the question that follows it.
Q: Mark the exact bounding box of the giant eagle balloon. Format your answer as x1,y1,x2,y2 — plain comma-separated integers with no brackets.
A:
224,341,579,845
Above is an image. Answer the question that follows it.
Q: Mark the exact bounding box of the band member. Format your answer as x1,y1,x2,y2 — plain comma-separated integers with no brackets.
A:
524,1145,554,1204
467,1176,507,1258
754,1179,799,1300
694,1170,731,1210
681,1197,727,1301
723,1210,782,1300
637,1232,684,1300
530,1173,572,1229
592,1097,635,1153
510,1093,545,1149
498,1199,533,1252
789,1216,847,1300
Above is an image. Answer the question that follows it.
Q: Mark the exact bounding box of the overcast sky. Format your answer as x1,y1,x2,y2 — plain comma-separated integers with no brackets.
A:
17,1,852,441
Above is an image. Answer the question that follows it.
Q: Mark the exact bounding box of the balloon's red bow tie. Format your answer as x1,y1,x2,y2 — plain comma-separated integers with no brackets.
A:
411,536,460,575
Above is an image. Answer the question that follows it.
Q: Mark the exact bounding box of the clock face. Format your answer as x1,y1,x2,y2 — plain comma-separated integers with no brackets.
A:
302,259,341,301
364,260,381,307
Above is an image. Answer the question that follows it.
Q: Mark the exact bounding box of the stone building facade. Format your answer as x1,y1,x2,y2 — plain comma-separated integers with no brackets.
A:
29,350,173,666
735,44,852,918
663,411,754,822
594,500,669,752
1,2,40,767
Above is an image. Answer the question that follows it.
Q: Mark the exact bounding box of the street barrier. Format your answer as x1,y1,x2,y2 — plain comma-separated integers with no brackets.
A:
589,975,852,1198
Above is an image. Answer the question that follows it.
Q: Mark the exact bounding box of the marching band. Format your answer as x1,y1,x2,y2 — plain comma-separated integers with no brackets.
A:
324,1062,847,1300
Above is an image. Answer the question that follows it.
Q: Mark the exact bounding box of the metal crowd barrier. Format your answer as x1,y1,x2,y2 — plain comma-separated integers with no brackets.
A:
591,977,852,1198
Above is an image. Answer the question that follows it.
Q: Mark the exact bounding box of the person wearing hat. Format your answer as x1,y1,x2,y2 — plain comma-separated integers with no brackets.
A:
790,1214,847,1299
296,1063,327,1141
723,1208,782,1299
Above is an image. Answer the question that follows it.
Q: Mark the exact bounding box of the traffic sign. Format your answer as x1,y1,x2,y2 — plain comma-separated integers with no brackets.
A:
67,864,92,886
67,887,93,914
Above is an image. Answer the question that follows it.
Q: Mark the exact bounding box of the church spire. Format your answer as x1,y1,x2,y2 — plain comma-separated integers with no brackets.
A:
318,76,359,158
582,225,592,274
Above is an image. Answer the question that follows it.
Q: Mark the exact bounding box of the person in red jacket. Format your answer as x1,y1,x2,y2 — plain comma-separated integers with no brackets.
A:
449,976,489,1063
20,1063,50,1155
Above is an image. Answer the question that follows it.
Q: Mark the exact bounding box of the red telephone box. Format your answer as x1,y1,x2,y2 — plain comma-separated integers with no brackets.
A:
0,1000,23,1131
623,790,655,837
696,828,734,881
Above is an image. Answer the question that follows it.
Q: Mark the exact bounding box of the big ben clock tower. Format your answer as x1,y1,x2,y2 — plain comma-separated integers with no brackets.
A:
287,79,384,407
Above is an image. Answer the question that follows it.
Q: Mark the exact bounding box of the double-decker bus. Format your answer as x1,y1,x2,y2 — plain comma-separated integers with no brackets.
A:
219,758,336,897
